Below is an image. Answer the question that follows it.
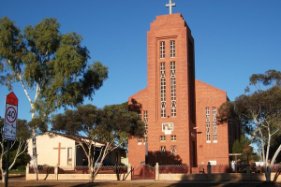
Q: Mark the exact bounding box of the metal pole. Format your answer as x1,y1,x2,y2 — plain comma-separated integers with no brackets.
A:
5,141,10,187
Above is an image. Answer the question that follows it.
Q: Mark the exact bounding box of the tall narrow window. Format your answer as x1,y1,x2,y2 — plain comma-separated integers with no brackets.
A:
160,41,165,58
170,145,177,155
137,138,143,144
160,62,166,117
212,107,218,142
143,110,148,143
32,147,37,157
170,40,176,57
170,61,176,117
206,107,211,143
67,147,72,165
160,146,166,152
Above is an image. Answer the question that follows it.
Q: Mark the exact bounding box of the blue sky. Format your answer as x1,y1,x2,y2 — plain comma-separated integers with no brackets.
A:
1,0,281,121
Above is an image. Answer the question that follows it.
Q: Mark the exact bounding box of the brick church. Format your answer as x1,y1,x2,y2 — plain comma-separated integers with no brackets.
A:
128,1,236,171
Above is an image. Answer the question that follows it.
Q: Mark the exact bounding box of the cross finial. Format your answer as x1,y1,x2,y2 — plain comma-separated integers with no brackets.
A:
166,0,176,15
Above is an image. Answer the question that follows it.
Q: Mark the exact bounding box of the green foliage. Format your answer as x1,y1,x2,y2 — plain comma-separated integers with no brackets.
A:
102,103,145,141
0,17,24,88
0,17,108,130
219,69,281,163
232,135,259,163
51,103,145,145
28,117,47,133
16,119,32,141
219,70,281,133
9,148,31,170
249,69,281,87
233,86,281,133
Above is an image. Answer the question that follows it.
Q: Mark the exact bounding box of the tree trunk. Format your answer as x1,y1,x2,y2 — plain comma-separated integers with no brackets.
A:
92,143,112,181
0,168,4,183
115,150,120,181
88,158,94,182
271,144,281,182
271,144,281,167
2,172,6,184
20,81,40,181
0,152,3,183
31,128,39,180
265,166,271,182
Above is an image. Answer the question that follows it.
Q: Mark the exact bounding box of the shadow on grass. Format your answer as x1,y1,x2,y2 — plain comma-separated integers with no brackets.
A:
167,182,281,187
70,183,94,187
165,173,281,187
71,182,119,187
23,186,56,187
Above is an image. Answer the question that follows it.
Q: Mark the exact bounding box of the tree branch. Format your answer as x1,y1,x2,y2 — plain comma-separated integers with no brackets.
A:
271,144,281,166
18,73,33,106
9,141,28,170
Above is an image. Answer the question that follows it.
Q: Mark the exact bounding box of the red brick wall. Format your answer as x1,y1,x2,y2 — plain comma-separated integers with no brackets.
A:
128,14,196,168
195,80,229,166
128,89,148,168
128,14,230,171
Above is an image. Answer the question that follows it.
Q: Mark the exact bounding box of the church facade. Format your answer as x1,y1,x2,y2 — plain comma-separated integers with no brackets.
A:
128,5,232,172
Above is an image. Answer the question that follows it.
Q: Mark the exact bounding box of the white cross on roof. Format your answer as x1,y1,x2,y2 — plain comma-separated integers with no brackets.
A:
166,0,176,15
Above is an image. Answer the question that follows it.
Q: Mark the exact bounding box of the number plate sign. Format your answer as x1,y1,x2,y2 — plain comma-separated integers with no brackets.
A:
3,92,18,141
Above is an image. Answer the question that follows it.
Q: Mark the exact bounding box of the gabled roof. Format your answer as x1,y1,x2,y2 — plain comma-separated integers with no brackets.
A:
195,79,227,95
39,132,105,148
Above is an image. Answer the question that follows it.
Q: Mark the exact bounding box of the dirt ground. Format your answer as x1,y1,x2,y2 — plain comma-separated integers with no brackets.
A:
1,177,281,187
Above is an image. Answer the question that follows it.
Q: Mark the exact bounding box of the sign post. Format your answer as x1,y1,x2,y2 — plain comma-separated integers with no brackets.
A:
3,92,18,187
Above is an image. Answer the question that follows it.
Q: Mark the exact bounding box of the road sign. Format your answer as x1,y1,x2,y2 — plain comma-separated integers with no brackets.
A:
3,92,18,141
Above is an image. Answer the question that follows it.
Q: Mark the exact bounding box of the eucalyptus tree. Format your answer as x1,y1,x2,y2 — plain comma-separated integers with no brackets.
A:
231,135,258,164
0,119,31,183
0,17,108,178
51,103,144,182
219,70,281,182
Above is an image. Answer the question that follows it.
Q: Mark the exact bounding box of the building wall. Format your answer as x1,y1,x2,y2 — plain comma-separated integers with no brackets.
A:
128,13,231,171
28,133,76,169
128,14,196,168
128,89,148,168
195,80,229,166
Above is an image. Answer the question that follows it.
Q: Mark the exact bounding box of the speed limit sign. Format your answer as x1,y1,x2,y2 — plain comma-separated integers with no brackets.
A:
3,92,18,141
5,106,17,124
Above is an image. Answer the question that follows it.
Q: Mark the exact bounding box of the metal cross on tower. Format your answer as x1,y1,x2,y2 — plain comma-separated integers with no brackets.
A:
166,0,176,15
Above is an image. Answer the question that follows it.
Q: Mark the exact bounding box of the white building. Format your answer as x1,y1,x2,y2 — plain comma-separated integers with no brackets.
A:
27,132,104,170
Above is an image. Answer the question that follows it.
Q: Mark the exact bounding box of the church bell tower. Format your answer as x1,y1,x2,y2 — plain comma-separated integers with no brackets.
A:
128,0,197,169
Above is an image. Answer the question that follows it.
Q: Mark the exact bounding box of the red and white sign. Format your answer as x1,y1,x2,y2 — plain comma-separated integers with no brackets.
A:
3,92,18,141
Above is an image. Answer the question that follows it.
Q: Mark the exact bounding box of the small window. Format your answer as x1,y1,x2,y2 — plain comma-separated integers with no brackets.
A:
171,135,176,141
160,135,166,141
